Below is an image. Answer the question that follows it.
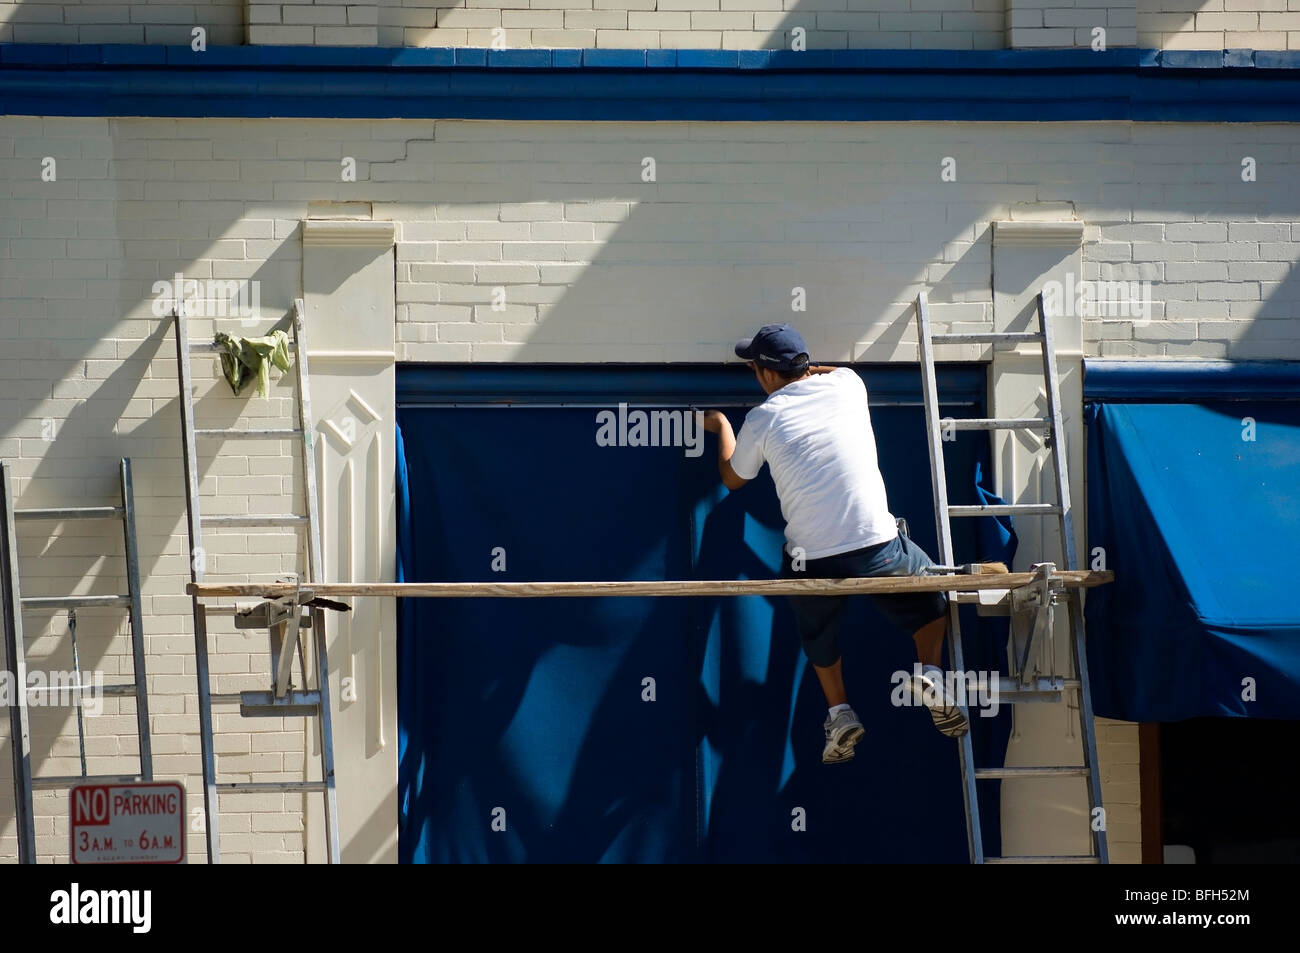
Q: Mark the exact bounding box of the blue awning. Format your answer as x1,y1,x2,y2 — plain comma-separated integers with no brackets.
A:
1085,400,1300,721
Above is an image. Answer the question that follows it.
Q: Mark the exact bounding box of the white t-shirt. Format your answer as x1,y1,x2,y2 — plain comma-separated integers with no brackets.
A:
730,368,897,560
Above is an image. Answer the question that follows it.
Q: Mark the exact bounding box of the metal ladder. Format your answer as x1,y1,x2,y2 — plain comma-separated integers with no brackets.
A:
915,290,1108,864
1,457,153,864
172,299,340,864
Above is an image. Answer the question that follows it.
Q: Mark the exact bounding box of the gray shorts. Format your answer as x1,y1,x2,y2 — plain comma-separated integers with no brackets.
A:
779,531,948,667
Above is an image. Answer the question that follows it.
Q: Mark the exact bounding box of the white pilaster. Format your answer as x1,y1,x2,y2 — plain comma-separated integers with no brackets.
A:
301,217,397,863
990,217,1093,858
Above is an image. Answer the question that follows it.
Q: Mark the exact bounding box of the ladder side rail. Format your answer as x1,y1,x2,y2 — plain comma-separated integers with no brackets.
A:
119,458,153,781
1,463,37,863
173,306,223,863
292,299,324,585
1037,295,1108,863
916,293,984,864
290,299,342,863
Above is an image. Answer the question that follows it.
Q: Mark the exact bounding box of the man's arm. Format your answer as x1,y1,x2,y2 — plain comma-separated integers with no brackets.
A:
701,411,749,490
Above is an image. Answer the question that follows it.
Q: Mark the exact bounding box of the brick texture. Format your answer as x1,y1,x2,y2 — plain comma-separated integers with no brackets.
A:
1137,0,1300,48
0,0,245,44
2,0,1294,49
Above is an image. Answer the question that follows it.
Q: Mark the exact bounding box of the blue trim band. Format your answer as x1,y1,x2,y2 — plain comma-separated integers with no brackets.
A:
1084,360,1300,401
396,363,987,407
5,45,1300,120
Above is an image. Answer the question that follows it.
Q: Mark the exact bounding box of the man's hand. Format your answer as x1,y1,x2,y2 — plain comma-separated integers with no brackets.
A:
698,410,748,490
701,409,728,434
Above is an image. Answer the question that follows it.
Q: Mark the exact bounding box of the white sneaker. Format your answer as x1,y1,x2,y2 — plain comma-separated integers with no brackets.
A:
910,670,970,738
822,707,865,764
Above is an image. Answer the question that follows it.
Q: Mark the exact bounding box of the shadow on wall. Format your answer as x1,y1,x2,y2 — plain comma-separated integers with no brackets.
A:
0,0,1008,49
1134,0,1256,52
1,325,176,805
0,0,1251,52
0,0,1251,51
1209,225,1300,359
373,122,1300,366
0,174,305,856
387,0,1006,51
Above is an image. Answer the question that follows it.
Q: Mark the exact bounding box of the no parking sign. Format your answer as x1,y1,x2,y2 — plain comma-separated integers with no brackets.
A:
71,782,185,864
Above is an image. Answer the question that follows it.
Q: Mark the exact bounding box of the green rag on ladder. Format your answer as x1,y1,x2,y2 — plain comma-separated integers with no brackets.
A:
213,330,292,397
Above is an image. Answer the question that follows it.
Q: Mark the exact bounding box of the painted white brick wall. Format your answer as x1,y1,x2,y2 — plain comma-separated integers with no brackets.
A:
249,0,1008,50
1009,0,1138,48
385,122,1300,364
0,0,245,44
249,0,379,45
4,116,1299,863
1138,0,1300,50
2,0,1296,49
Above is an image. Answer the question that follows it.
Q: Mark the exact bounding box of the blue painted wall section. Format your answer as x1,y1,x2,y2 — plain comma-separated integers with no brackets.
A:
5,45,1300,120
395,365,1015,862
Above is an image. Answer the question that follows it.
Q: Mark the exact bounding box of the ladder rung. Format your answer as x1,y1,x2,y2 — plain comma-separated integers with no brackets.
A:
216,781,328,794
189,341,297,355
20,681,139,700
234,607,312,630
195,428,303,439
188,339,298,355
947,503,1061,517
975,766,1089,779
20,594,131,609
996,677,1081,700
985,856,1101,864
239,690,321,718
101,682,144,697
948,418,1050,432
201,515,308,527
930,331,1041,344
952,589,1010,605
211,690,318,704
32,774,143,790
14,506,124,521
188,335,299,356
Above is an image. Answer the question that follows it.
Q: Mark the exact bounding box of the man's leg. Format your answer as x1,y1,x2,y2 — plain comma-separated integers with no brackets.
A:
787,596,864,763
812,658,848,708
784,547,865,763
911,615,946,668
787,590,849,702
868,532,970,738
784,548,850,706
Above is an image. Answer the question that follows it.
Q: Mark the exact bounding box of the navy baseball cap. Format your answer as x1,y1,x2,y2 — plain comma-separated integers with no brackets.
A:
734,324,810,371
